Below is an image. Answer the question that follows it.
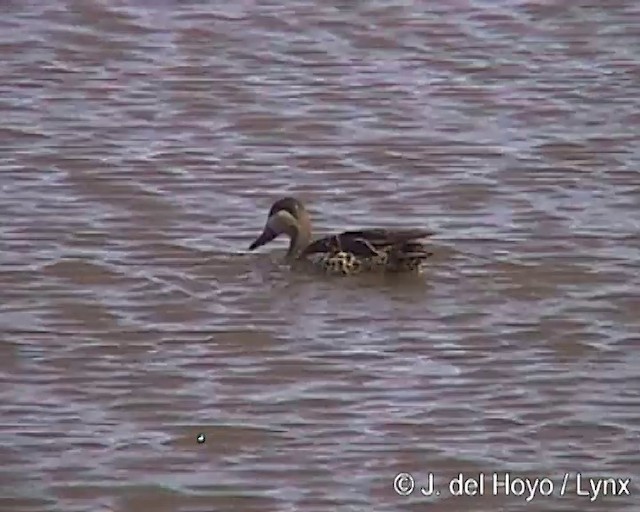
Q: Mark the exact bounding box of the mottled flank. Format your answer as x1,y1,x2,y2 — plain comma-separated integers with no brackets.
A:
317,251,358,275
249,197,433,275
315,247,431,275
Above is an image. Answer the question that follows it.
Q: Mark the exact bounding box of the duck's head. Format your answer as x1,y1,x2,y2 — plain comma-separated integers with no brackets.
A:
248,196,312,258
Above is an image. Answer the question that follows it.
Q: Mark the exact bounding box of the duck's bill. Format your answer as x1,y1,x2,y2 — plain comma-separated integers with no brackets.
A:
248,227,278,250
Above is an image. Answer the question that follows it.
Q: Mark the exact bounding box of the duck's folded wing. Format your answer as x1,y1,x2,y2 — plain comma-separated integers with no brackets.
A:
300,234,341,256
342,228,432,245
301,228,432,257
346,229,433,256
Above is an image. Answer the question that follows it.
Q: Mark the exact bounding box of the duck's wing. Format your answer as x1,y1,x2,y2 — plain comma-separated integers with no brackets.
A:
301,228,433,257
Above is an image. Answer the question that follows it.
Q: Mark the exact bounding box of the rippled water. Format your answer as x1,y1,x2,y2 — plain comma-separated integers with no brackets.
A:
1,1,639,511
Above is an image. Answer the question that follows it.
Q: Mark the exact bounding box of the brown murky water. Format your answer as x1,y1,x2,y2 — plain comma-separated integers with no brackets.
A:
1,1,639,511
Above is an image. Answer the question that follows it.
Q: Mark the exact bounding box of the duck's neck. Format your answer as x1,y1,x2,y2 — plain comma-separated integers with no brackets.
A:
286,226,311,260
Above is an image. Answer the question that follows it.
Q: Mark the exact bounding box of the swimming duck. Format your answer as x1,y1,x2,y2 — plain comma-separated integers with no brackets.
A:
248,197,433,275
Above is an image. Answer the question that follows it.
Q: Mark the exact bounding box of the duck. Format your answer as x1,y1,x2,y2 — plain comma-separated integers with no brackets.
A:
248,197,433,275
